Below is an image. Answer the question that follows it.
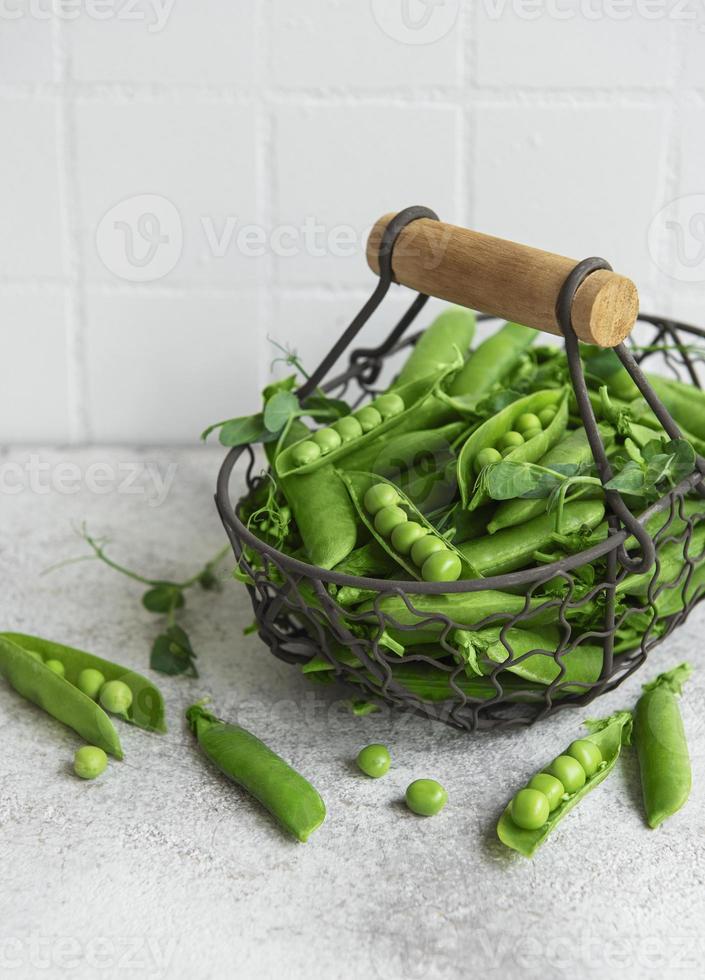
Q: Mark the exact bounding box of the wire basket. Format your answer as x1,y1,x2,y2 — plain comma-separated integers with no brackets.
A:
216,207,705,732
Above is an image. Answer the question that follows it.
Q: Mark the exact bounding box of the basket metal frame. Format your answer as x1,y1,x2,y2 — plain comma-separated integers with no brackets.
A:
215,206,705,731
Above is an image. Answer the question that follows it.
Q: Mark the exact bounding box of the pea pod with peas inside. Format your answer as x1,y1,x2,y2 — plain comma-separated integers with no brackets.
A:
275,367,459,480
487,425,615,534
0,635,124,758
497,710,633,857
457,387,569,509
186,700,326,843
1,632,167,733
339,471,480,582
634,663,692,829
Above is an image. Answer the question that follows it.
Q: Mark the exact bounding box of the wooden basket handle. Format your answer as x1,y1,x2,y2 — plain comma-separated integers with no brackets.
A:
366,213,639,348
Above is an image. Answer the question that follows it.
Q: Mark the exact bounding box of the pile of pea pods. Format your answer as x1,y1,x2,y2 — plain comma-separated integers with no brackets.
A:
239,306,705,706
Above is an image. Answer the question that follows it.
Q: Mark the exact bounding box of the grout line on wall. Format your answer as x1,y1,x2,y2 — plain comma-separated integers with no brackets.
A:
52,17,88,444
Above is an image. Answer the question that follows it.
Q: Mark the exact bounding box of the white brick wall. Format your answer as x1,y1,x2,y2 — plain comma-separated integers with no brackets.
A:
1,1,703,443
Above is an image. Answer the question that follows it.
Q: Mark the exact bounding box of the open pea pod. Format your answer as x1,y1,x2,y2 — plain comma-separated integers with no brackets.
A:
487,425,614,534
337,419,468,479
338,470,481,581
275,368,459,480
0,635,124,758
1,632,167,734
457,387,569,509
497,710,633,857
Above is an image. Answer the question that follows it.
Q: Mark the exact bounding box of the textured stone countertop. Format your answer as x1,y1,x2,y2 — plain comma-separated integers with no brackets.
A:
2,447,704,980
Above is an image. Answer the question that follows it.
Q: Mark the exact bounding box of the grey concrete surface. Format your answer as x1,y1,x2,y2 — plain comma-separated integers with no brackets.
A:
1,446,704,980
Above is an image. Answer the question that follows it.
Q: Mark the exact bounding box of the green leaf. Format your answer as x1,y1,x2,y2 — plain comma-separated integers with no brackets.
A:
348,698,380,717
150,625,198,677
263,390,299,433
482,460,582,501
218,413,279,447
262,374,297,401
604,460,646,495
142,585,185,614
301,393,351,422
150,628,197,677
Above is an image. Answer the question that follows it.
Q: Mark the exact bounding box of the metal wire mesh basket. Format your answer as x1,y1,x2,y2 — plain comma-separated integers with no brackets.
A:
216,207,705,732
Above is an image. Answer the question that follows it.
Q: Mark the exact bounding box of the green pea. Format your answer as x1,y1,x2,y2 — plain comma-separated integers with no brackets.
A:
546,755,586,794
100,680,133,716
332,416,363,443
410,534,446,567
371,393,405,420
354,406,383,433
405,779,448,817
374,505,408,537
74,745,108,780
567,739,603,777
521,426,542,441
291,440,321,467
77,668,106,701
474,446,502,474
356,743,391,778
312,428,342,455
45,659,65,678
510,788,550,830
498,430,524,450
528,772,565,812
421,550,461,583
516,413,542,434
364,483,399,515
538,406,557,428
390,521,426,555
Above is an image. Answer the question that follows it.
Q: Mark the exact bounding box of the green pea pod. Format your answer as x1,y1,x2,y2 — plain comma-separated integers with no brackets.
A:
186,701,326,843
457,388,569,509
459,499,605,575
280,465,359,569
448,321,537,400
339,470,480,581
337,420,468,478
0,635,124,758
617,519,705,597
1,632,167,733
357,659,545,703
634,663,692,829
487,425,614,533
497,710,633,857
453,627,603,690
645,375,705,442
357,589,555,630
275,369,458,479
390,306,476,388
